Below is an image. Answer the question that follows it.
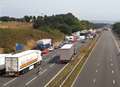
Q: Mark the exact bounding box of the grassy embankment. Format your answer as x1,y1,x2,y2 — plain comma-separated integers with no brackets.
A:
0,22,64,53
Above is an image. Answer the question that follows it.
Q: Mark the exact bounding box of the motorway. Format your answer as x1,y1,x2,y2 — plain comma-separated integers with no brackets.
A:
0,38,88,87
73,30,120,87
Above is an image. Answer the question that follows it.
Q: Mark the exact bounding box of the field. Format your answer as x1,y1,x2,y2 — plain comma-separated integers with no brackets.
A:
0,22,32,29
0,22,64,53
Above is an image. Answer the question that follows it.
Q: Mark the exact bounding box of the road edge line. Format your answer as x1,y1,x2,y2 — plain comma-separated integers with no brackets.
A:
44,63,69,87
71,35,102,87
60,55,85,87
44,41,83,87
111,31,120,53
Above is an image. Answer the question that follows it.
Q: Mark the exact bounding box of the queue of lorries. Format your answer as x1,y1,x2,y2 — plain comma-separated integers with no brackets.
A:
0,29,97,76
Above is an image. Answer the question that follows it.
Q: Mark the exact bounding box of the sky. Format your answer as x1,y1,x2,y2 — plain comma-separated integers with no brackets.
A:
0,0,120,22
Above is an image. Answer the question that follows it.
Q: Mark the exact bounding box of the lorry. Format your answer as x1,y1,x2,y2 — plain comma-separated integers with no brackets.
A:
65,36,77,43
37,39,54,54
0,54,11,74
5,50,42,76
59,44,76,63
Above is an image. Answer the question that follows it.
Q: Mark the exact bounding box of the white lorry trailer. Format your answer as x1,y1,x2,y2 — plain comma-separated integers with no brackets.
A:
5,50,42,76
59,44,76,63
0,54,11,74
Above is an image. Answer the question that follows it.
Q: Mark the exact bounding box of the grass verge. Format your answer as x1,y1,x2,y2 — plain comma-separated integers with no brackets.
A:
61,37,98,87
45,35,99,87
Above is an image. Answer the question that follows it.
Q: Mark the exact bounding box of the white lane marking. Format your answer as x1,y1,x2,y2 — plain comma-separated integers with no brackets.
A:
71,35,102,87
25,76,37,86
25,69,47,86
110,59,112,61
39,69,47,75
110,63,113,66
60,55,85,87
111,32,120,53
96,70,98,73
3,78,17,86
45,62,69,86
93,78,96,84
97,64,100,66
49,64,55,68
112,70,114,74
112,80,116,85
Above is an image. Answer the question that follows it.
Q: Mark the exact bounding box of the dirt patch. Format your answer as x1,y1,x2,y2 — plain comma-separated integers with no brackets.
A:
0,22,32,29
0,48,4,53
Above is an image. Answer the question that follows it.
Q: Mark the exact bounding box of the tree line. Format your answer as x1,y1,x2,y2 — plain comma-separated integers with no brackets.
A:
112,22,120,35
0,13,94,35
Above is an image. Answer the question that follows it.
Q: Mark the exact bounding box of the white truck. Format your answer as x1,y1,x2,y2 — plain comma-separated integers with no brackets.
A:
65,36,74,41
59,44,76,63
37,39,54,51
5,50,42,76
0,54,11,74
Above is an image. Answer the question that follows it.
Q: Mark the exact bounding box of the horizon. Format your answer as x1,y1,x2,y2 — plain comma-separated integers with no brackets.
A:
1,0,120,23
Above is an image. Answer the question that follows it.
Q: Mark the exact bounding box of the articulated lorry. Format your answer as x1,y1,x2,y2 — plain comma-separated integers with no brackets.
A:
59,44,76,63
5,50,42,76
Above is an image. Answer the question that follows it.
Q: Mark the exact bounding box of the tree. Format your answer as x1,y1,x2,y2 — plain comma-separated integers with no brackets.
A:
32,13,92,35
24,16,31,22
113,22,120,34
0,16,10,21
79,20,92,30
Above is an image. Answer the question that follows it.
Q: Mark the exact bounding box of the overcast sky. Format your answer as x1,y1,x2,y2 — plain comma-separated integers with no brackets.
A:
0,0,120,22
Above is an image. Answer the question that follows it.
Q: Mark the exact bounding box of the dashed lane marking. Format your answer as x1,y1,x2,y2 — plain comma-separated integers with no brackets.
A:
93,78,96,84
113,80,116,85
97,64,100,66
3,78,17,87
25,69,47,86
110,59,112,61
49,64,55,68
25,76,37,86
96,70,98,73
112,70,115,74
39,69,47,75
110,63,113,66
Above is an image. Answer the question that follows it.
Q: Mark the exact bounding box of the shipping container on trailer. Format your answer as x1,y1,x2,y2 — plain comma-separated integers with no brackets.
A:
5,50,42,76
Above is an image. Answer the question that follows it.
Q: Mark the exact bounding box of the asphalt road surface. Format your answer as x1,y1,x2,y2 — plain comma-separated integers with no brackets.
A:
0,37,89,87
73,30,120,87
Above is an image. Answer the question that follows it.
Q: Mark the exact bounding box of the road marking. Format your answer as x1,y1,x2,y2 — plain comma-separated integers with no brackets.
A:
97,64,100,66
3,78,17,86
25,69,47,86
39,69,47,75
110,63,113,66
60,55,85,87
110,59,112,61
44,63,69,87
49,64,55,68
71,35,102,87
111,32,120,53
93,78,96,84
96,70,98,73
112,70,114,74
25,76,37,86
112,80,116,85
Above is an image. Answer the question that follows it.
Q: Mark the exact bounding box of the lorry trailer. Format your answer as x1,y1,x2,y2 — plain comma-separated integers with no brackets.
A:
5,50,42,76
59,44,76,63
0,54,11,74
